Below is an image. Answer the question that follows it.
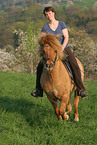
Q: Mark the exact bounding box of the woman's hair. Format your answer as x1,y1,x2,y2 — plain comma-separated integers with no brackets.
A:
43,6,56,16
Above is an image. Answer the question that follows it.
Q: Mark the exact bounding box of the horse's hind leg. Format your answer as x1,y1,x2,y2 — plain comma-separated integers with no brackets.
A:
73,90,79,121
67,96,72,113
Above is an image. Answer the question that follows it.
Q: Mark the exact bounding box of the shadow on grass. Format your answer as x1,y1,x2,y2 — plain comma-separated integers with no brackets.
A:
0,96,55,127
0,95,82,126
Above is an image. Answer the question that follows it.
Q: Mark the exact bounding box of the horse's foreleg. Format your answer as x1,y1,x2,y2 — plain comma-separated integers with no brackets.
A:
60,96,69,120
73,91,79,121
47,96,62,121
55,106,63,121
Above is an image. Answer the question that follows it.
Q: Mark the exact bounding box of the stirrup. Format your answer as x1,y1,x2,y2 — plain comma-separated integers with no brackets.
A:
31,89,43,98
78,90,88,99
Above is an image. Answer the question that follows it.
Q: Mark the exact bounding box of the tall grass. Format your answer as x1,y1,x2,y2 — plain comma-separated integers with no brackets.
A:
0,71,97,145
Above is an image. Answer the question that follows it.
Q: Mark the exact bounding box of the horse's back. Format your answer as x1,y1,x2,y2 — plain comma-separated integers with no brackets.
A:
76,58,84,81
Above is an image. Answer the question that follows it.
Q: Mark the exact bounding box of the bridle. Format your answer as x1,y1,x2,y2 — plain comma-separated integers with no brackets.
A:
42,45,58,66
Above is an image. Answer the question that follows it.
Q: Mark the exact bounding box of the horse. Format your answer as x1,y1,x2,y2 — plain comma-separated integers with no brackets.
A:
38,33,84,121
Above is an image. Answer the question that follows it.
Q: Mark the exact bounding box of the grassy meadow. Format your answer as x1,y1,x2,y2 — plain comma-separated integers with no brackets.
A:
0,71,97,145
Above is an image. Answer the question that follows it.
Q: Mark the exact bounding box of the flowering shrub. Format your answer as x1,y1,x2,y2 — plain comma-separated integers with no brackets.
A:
13,29,40,73
1,27,96,79
69,27,97,79
0,49,17,71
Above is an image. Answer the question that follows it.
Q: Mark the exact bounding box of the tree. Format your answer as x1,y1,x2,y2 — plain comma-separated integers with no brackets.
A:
13,26,40,74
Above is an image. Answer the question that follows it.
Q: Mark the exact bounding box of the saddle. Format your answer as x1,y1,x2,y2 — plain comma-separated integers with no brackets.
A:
62,58,74,81
63,58,81,83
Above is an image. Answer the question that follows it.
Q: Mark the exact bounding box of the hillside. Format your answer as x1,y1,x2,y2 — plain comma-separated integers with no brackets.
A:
0,0,97,75
0,0,97,49
0,0,97,10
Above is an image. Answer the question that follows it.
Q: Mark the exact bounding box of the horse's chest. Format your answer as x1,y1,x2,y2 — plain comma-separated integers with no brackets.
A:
40,75,62,98
45,85,61,99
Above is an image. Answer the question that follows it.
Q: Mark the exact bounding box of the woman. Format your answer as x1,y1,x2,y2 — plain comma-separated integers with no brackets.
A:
31,6,87,98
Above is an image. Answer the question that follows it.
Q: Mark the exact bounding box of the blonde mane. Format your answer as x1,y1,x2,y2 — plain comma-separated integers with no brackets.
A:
38,33,65,60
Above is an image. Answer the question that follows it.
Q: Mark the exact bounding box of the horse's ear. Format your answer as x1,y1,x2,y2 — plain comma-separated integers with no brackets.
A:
38,33,43,45
38,33,47,45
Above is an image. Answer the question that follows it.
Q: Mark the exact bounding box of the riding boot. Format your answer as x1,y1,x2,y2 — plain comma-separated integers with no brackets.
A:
64,47,87,98
31,61,44,97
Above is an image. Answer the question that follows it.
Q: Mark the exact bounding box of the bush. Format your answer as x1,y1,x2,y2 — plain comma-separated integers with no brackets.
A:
69,27,97,79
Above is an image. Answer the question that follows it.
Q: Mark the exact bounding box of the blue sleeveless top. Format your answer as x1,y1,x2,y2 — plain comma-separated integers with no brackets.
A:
41,21,69,48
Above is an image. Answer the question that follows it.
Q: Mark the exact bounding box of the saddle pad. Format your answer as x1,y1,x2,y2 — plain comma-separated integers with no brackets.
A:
63,59,74,80
63,59,81,82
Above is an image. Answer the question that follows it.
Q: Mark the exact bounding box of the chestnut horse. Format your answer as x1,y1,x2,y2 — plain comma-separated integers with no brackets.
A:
38,34,84,121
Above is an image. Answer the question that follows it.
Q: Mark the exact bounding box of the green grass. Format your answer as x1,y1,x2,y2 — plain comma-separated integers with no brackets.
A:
0,71,97,145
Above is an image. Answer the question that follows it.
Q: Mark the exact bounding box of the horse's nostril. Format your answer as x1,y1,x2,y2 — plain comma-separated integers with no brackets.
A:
46,63,48,67
50,63,53,68
46,63,53,69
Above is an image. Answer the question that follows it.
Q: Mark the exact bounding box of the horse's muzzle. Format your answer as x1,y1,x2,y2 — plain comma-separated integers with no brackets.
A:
45,62,54,71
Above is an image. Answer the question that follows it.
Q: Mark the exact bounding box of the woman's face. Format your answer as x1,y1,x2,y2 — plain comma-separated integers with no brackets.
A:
45,11,55,21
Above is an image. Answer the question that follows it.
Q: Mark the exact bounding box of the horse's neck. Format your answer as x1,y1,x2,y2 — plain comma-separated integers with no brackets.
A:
47,60,61,81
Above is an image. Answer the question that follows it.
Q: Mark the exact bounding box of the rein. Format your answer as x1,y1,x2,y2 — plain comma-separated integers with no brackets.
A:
43,51,57,65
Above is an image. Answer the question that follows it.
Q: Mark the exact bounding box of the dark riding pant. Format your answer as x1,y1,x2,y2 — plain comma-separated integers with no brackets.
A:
36,61,44,96
65,47,85,91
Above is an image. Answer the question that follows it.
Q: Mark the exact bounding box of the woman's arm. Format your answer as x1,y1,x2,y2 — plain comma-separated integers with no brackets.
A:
62,28,69,51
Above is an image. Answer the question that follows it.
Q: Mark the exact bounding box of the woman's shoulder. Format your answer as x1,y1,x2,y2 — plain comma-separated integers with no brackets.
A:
59,21,67,29
42,23,48,28
41,23,49,31
41,23,49,32
59,21,65,24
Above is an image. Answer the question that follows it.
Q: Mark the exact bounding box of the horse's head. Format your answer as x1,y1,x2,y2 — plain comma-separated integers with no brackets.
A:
38,34,64,71
42,44,58,71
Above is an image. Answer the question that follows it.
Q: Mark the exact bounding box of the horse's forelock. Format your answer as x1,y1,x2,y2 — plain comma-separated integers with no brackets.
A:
39,34,64,60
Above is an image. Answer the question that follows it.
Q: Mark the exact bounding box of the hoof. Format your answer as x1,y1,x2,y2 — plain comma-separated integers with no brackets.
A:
74,114,79,121
74,117,79,122
59,115,63,121
66,114,69,120
64,113,69,120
